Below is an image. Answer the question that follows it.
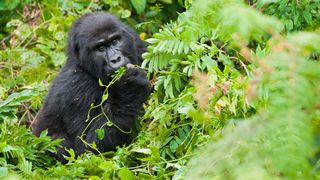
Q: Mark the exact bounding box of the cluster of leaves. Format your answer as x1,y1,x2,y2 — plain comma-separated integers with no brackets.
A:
0,0,320,179
0,0,32,34
186,28,320,179
254,0,320,31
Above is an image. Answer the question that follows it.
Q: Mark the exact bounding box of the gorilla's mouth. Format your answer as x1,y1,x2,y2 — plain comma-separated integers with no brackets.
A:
104,63,127,76
104,56,129,73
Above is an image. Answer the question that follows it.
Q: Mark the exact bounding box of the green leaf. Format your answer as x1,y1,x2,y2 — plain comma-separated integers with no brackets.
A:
163,136,174,146
98,79,105,87
169,140,179,153
39,130,49,138
303,11,312,25
161,0,172,4
51,52,66,67
0,89,38,108
284,19,293,31
0,167,8,177
64,149,75,161
132,148,152,154
121,10,131,18
150,146,161,160
99,161,115,170
118,168,135,180
53,31,65,41
101,93,109,103
89,176,101,180
145,38,160,44
95,128,105,140
0,0,20,10
178,128,187,141
131,0,146,14
164,75,172,89
107,120,113,127
166,83,175,98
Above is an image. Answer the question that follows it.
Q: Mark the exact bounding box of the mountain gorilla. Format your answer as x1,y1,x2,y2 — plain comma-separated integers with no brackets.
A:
31,12,151,162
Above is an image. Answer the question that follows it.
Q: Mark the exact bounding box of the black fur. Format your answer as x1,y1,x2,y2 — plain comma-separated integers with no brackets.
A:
32,12,150,162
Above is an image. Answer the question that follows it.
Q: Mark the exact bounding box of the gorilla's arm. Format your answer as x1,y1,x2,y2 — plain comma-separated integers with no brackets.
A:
32,66,95,159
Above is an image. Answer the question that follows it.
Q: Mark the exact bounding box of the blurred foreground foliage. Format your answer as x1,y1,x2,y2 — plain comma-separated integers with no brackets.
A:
0,0,320,179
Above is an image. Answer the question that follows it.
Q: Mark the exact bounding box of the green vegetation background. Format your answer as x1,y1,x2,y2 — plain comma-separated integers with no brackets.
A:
0,0,319,179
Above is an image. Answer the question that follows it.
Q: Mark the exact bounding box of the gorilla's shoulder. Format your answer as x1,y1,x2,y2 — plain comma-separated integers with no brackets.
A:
50,64,102,97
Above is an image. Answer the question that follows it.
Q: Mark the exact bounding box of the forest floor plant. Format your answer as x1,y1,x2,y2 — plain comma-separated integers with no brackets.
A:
0,0,319,179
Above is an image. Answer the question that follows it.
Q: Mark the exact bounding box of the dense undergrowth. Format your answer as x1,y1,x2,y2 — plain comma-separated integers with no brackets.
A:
0,0,319,179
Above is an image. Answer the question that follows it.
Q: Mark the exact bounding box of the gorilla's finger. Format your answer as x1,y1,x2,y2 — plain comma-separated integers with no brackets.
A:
126,63,135,69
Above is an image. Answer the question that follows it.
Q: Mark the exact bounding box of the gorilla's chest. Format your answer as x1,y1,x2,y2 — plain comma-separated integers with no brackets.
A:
58,71,107,132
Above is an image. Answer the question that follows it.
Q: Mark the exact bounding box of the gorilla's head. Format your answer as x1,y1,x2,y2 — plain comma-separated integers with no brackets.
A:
67,12,145,82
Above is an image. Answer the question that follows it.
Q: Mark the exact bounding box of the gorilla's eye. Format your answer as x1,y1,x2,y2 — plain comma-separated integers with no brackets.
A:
97,45,106,52
111,37,121,46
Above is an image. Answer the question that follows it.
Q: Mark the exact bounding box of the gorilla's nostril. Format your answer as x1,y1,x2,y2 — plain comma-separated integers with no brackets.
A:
110,56,121,64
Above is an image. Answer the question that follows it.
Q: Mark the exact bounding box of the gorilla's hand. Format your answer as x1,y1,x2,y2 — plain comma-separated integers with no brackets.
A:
123,66,150,88
110,65,151,103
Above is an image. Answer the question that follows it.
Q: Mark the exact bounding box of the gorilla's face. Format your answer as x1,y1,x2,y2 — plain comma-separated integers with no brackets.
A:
93,33,129,72
68,13,141,82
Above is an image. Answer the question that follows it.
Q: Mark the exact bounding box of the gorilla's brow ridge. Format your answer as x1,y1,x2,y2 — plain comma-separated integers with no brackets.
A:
95,33,121,45
97,39,106,43
108,32,120,40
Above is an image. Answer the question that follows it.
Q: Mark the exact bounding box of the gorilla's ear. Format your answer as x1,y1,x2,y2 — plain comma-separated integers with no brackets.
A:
135,36,146,64
67,27,80,60
137,40,146,58
122,25,146,64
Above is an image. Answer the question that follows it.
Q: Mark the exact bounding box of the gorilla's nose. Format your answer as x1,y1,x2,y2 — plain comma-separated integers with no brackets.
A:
110,55,121,64
109,54,126,69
